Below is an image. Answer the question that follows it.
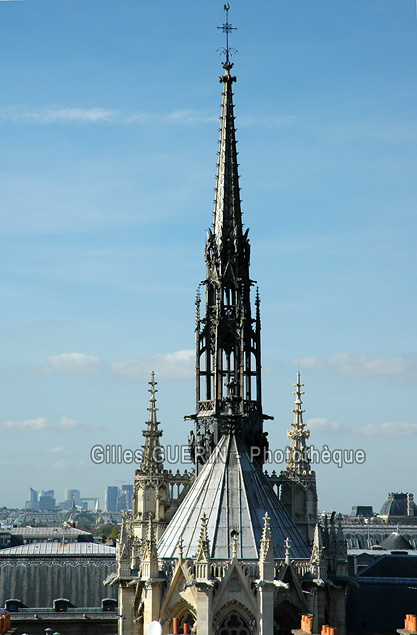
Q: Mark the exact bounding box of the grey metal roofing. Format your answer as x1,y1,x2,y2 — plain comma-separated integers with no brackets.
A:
357,553,417,578
6,526,91,537
379,532,414,550
348,548,416,556
0,542,115,556
380,494,417,517
158,433,310,560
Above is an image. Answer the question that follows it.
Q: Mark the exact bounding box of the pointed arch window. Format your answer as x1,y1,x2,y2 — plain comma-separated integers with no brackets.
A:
217,611,253,635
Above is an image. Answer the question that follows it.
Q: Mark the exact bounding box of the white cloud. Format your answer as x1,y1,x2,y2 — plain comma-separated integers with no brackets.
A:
126,109,217,125
297,352,417,382
0,107,118,124
0,106,290,128
359,422,417,437
35,349,194,379
38,352,105,374
306,417,350,435
2,417,50,431
305,417,417,438
58,416,86,430
49,446,67,455
1,416,91,432
111,349,194,380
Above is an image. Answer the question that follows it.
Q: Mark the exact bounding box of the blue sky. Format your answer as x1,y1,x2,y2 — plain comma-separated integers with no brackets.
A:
1,0,416,514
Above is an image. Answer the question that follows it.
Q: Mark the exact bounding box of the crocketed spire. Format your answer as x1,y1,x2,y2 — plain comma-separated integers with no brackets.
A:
286,372,313,476
139,371,163,475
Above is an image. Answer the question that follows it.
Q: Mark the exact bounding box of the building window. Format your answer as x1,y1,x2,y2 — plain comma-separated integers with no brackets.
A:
218,612,251,635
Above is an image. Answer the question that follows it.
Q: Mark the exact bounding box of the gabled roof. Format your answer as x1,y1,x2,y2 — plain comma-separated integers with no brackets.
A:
158,433,310,560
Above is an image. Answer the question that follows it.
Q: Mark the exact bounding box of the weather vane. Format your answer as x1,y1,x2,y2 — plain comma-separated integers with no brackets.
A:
217,3,237,62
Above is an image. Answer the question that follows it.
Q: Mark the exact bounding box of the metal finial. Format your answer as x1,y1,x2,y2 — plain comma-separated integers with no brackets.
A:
217,3,237,63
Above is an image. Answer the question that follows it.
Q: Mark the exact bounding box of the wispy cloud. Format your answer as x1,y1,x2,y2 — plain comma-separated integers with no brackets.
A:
0,105,289,128
2,417,50,431
0,416,92,432
37,353,105,374
35,349,194,379
127,109,217,125
111,349,194,380
306,417,417,437
0,106,118,124
360,422,417,437
297,352,417,383
307,417,350,435
49,446,67,455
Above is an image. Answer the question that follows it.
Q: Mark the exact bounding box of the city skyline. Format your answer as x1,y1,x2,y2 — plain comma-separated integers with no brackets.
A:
1,0,416,512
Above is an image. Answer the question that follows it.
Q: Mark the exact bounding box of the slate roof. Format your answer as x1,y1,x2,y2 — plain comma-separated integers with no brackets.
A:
357,553,417,578
158,433,310,560
379,531,414,551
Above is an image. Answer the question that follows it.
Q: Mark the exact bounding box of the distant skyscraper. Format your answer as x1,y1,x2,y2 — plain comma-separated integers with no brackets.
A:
105,486,118,512
39,494,56,511
117,485,133,511
122,484,133,509
26,487,54,510
65,489,81,506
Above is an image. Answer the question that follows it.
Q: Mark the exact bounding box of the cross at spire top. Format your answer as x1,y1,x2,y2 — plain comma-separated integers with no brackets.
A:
217,3,237,65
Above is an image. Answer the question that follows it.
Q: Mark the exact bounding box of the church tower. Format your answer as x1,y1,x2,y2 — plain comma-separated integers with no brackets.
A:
190,46,271,473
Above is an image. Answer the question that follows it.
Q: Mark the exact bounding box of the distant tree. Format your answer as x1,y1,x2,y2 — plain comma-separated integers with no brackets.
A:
96,523,120,541
73,512,95,531
109,526,120,541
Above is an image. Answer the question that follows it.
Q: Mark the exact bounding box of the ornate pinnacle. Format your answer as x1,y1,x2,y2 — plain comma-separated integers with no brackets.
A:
196,514,210,563
259,512,273,563
139,372,164,475
143,513,157,562
285,372,312,476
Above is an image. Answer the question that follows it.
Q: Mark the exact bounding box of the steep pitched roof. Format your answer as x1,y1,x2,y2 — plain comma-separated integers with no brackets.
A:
379,531,414,551
158,433,310,560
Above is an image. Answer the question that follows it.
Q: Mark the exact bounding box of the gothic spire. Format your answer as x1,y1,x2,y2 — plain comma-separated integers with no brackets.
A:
285,372,312,476
190,24,271,471
213,58,242,254
139,371,163,475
